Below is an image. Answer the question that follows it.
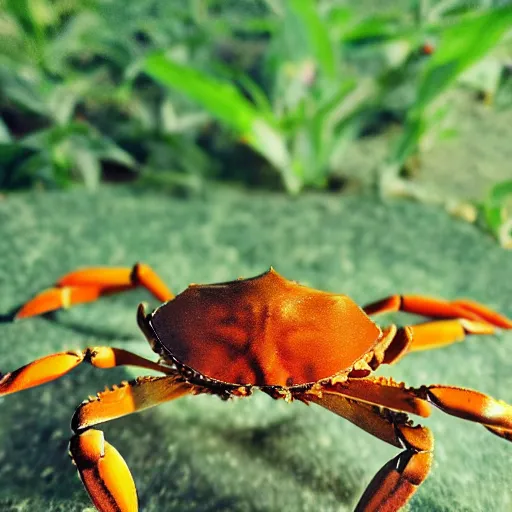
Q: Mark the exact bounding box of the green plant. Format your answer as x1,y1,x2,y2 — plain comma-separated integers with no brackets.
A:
2,0,511,198
383,4,512,190
146,1,512,193
146,0,382,193
478,179,512,249
0,0,219,189
0,120,135,189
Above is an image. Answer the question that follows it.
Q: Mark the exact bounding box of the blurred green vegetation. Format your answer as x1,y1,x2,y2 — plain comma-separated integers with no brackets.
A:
1,0,512,241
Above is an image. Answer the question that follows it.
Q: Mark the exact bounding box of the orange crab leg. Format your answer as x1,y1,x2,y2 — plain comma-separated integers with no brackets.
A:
363,294,512,329
15,286,109,319
300,377,512,511
451,299,512,329
414,385,512,435
363,295,512,359
0,347,170,396
318,377,431,418
69,376,199,512
372,319,500,368
320,377,512,437
406,318,496,351
486,424,512,442
72,375,197,432
301,389,433,512
16,263,173,319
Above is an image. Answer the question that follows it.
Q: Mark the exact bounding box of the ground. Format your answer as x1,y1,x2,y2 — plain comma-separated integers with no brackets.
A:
0,185,511,512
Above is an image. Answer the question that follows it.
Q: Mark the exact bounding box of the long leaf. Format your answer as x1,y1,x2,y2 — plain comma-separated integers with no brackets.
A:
145,52,299,192
415,6,512,112
72,146,100,190
146,53,265,134
388,6,512,171
287,0,336,80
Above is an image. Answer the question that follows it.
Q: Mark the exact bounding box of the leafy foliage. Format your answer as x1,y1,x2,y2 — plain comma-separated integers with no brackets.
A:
145,1,512,192
146,3,377,192
1,0,511,196
0,0,218,189
478,180,512,248
387,5,512,174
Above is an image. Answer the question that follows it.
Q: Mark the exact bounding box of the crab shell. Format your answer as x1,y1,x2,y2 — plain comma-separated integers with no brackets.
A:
146,268,381,388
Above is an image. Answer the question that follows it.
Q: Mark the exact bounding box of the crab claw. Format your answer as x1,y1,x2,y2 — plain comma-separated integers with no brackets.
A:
69,429,138,512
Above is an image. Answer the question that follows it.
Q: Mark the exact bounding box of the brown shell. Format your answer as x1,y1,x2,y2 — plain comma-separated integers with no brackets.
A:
149,269,381,387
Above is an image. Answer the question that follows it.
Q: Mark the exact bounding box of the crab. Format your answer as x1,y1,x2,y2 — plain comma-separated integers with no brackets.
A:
1,264,512,512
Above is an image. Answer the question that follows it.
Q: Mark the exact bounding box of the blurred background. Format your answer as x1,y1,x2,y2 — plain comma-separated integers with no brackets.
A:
1,0,512,246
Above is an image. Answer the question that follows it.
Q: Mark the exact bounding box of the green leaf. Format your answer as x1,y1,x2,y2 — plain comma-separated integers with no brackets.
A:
0,63,48,115
73,146,100,190
287,0,336,80
488,180,512,206
14,151,60,187
234,73,274,120
415,7,512,112
16,122,136,189
0,117,11,143
6,0,46,37
483,179,512,236
46,84,80,125
146,53,265,135
341,13,410,43
498,218,512,249
390,115,427,164
145,52,299,193
387,6,512,173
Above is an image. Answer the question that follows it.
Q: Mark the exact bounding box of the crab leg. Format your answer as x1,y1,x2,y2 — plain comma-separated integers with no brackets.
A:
70,375,199,512
363,295,512,362
371,320,501,368
365,300,511,366
71,375,198,432
413,385,512,440
300,375,512,511
16,263,173,319
301,388,433,512
363,294,512,329
315,377,512,439
317,377,431,418
0,347,171,396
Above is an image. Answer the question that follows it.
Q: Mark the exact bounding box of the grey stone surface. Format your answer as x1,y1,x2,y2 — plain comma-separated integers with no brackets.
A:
0,185,511,511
